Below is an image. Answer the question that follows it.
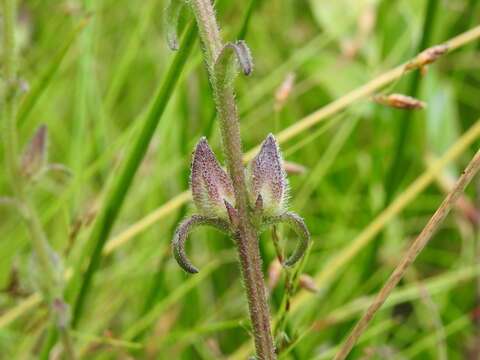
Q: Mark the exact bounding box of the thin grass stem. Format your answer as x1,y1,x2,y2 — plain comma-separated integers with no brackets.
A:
333,148,480,360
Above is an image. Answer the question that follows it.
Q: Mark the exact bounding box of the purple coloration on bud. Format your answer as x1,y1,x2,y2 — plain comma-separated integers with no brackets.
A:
299,274,319,293
21,124,48,180
190,137,235,219
247,134,288,216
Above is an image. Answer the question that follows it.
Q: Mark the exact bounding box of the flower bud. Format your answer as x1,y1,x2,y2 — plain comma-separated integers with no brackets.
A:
190,137,235,219
405,44,449,71
21,124,48,180
247,134,288,216
299,274,319,293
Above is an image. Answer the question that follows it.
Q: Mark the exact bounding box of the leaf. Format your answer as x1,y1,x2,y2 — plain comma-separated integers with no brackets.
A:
172,215,231,273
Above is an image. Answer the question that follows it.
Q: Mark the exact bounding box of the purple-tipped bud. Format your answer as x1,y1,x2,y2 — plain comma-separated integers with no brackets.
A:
21,124,48,180
247,134,288,216
190,137,235,219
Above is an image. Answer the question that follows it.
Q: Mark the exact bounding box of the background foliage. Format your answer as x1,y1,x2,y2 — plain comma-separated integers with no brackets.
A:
1,0,480,359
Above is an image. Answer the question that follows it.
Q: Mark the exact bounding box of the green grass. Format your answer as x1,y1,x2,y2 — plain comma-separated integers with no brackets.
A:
1,0,480,359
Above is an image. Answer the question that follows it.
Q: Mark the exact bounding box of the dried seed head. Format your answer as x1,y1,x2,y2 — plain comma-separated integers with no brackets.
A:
372,93,426,110
274,73,295,112
283,161,307,175
299,274,319,293
21,124,48,180
405,44,449,71
247,134,288,216
190,137,235,219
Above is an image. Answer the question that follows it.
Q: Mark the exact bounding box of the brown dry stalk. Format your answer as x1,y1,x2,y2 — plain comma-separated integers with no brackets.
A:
333,148,480,360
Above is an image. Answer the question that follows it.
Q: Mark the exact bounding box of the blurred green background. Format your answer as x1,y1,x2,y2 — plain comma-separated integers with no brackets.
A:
1,0,480,358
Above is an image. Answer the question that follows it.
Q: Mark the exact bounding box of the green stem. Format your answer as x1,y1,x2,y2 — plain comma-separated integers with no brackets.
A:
190,1,276,358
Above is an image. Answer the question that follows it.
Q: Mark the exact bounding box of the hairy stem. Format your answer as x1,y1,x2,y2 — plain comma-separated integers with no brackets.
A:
190,0,276,358
1,0,75,357
334,148,480,360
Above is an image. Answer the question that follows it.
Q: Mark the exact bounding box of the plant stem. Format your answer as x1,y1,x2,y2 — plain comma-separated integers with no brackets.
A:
334,148,480,360
190,0,276,358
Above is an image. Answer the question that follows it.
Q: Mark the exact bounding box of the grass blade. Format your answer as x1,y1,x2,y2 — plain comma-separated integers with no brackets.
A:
70,22,197,327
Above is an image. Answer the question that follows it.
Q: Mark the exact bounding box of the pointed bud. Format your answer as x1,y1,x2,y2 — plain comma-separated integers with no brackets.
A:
247,134,288,216
372,93,426,110
190,137,235,219
21,124,48,180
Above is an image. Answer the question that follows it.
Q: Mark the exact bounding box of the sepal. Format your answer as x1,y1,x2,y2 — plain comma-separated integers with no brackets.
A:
173,215,231,273
247,134,288,217
263,212,310,266
190,137,235,219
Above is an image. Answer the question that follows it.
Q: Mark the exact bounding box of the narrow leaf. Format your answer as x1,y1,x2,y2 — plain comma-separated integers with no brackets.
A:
190,137,235,219
372,93,426,110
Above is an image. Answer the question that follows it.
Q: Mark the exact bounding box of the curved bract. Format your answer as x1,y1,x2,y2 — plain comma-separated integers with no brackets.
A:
263,212,310,267
173,215,231,273
214,40,253,86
